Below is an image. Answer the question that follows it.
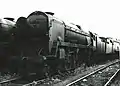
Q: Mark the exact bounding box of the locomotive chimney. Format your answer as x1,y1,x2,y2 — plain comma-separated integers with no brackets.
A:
76,25,81,30
45,12,54,16
4,17,14,21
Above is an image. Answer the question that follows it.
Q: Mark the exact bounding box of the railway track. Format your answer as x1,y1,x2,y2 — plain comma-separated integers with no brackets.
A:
104,69,120,86
0,76,21,86
19,59,119,86
0,59,119,86
5,74,47,86
0,74,46,86
49,59,120,86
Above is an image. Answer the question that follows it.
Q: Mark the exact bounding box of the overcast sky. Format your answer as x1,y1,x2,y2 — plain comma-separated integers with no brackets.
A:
1,0,120,39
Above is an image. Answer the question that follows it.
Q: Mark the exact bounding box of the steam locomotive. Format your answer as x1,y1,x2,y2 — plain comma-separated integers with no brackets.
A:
0,11,119,76
0,18,15,70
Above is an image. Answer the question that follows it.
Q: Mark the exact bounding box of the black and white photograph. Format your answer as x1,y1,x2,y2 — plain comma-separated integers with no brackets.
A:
0,0,120,86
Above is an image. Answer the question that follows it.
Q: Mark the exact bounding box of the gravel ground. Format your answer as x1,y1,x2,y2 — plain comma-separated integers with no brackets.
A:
72,64,120,86
111,81,120,86
0,73,18,82
24,60,119,86
110,69,120,86
37,63,106,85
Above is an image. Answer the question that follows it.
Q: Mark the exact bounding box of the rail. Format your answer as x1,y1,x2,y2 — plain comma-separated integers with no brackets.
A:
104,69,120,86
56,59,120,86
0,76,21,85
